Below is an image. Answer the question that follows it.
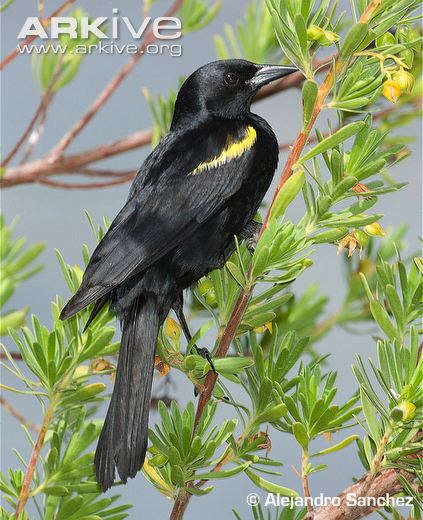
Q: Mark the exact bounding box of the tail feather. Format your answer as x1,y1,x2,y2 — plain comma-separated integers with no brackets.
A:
83,294,109,332
60,285,110,321
94,295,160,491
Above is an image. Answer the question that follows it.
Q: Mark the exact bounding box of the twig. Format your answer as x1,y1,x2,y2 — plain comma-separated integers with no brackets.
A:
305,468,416,520
0,129,152,187
38,0,44,19
0,396,40,432
0,351,23,360
37,173,136,189
0,0,76,70
15,398,56,516
302,451,312,512
75,167,138,178
48,0,184,161
2,56,65,168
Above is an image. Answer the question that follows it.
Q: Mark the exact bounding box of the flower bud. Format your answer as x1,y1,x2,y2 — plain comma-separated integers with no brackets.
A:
73,365,90,378
254,321,273,334
391,400,416,422
364,222,386,237
307,25,339,46
165,317,181,341
382,79,402,103
198,278,217,306
307,25,324,41
205,289,217,307
392,70,414,94
376,32,395,47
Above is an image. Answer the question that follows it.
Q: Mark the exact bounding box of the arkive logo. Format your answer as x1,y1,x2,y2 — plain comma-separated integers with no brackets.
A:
17,9,182,40
16,9,183,57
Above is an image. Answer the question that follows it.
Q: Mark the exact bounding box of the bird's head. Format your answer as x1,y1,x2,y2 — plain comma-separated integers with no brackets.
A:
171,59,298,127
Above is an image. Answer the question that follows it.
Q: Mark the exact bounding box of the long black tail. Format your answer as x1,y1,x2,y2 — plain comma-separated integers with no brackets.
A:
95,295,160,491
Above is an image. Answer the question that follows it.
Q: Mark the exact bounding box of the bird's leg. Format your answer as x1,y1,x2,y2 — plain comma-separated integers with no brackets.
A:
241,220,262,254
172,293,216,373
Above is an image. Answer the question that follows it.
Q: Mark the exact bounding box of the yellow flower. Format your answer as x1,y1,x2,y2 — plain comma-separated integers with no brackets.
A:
392,70,414,94
391,400,416,422
364,222,386,237
165,317,181,341
254,321,273,334
382,79,402,103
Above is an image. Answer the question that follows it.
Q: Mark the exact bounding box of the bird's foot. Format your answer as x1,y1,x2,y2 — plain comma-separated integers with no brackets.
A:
245,221,262,254
247,232,260,254
192,345,216,374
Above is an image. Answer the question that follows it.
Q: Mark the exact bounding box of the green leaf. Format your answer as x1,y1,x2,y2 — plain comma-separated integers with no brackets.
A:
44,485,69,496
311,435,359,457
292,422,309,450
253,403,288,425
195,461,251,480
244,468,298,497
213,357,254,373
369,300,398,341
339,22,369,61
299,122,365,163
384,284,404,332
360,387,380,443
0,309,27,335
302,80,318,129
269,169,306,221
252,246,270,279
226,261,246,287
294,14,308,57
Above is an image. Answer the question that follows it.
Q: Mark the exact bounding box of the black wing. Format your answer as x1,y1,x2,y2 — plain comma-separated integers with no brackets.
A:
60,122,257,319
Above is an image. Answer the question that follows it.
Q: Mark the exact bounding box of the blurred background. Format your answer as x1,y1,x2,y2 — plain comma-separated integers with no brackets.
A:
1,0,421,518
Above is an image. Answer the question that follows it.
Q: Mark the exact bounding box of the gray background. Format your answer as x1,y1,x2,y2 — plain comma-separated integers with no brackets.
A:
1,1,421,519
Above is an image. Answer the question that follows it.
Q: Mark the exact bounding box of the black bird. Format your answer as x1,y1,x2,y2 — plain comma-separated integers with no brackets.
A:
60,59,297,491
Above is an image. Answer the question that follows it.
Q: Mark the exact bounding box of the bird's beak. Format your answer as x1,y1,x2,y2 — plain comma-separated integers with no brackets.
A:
249,64,298,89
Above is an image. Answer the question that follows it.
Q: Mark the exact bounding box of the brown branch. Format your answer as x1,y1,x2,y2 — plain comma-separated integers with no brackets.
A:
0,129,152,187
0,351,23,360
0,396,40,432
302,452,312,512
37,173,136,189
1,93,52,168
48,0,184,161
305,468,416,520
1,56,65,168
75,167,138,178
15,399,56,516
0,0,76,70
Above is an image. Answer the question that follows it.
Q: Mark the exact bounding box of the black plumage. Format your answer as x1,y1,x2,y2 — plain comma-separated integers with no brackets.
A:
60,59,297,491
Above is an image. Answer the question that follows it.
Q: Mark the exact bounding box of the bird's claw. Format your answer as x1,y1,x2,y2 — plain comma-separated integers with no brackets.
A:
247,232,260,254
192,345,216,373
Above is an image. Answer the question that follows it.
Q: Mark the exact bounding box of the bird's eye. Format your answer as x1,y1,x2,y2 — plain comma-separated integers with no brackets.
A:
224,72,240,87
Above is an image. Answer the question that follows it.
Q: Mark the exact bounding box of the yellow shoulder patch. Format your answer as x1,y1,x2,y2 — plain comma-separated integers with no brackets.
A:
189,125,257,175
